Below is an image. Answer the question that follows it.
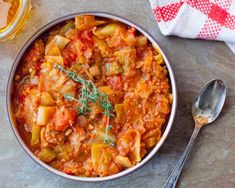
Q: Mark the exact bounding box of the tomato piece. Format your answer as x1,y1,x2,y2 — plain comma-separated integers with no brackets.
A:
128,27,136,35
77,30,83,40
107,75,124,91
33,62,41,70
63,169,74,175
80,43,87,52
86,31,94,46
18,93,26,103
77,30,94,46
62,46,77,67
33,58,44,76
54,107,76,131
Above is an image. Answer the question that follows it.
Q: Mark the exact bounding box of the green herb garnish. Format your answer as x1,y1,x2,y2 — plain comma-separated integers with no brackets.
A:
104,124,115,147
54,64,99,114
54,64,114,146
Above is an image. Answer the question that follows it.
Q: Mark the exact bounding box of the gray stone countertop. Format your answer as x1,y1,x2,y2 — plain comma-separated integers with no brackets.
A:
0,0,235,188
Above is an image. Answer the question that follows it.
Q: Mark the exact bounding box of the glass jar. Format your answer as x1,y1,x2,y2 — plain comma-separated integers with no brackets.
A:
0,0,31,41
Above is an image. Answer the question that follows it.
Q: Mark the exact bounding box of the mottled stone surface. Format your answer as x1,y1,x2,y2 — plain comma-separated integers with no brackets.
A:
0,0,235,188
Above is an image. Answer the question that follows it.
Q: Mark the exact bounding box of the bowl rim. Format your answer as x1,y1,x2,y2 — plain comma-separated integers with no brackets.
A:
6,11,178,182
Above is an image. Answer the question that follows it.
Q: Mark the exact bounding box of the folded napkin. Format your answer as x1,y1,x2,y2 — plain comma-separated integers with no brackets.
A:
149,0,235,53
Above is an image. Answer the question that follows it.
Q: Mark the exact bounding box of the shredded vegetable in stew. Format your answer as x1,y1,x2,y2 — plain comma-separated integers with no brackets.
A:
12,15,172,177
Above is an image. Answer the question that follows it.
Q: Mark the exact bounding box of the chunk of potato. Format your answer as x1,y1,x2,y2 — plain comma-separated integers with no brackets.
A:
89,65,100,76
115,155,132,168
40,92,55,106
45,55,64,65
37,106,55,125
45,35,70,55
46,46,61,56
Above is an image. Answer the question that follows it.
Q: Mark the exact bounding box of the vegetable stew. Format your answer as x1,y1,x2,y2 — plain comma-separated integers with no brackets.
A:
11,15,172,177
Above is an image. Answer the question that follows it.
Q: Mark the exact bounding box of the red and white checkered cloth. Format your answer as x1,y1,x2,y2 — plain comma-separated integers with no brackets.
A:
149,0,235,53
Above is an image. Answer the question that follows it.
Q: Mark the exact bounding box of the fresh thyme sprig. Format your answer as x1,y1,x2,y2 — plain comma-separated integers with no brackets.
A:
64,94,79,102
54,64,100,115
54,64,114,146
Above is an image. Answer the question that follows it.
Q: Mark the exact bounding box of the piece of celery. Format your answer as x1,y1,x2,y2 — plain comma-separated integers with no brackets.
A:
38,148,56,163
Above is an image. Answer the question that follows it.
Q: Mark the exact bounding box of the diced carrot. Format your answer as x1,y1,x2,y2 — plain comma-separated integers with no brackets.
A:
54,107,76,131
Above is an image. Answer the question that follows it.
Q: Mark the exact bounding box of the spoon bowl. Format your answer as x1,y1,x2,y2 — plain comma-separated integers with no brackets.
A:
192,79,226,125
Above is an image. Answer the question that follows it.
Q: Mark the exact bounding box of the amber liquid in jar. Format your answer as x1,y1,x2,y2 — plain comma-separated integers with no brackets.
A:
0,0,20,30
0,0,30,41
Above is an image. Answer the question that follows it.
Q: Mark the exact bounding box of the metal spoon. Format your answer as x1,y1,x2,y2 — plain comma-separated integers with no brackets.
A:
163,79,226,188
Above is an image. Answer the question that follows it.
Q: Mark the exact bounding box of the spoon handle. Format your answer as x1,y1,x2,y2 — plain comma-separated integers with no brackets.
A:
163,126,200,188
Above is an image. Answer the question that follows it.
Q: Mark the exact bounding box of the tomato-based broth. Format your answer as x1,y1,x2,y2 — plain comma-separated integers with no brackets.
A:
12,15,172,177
